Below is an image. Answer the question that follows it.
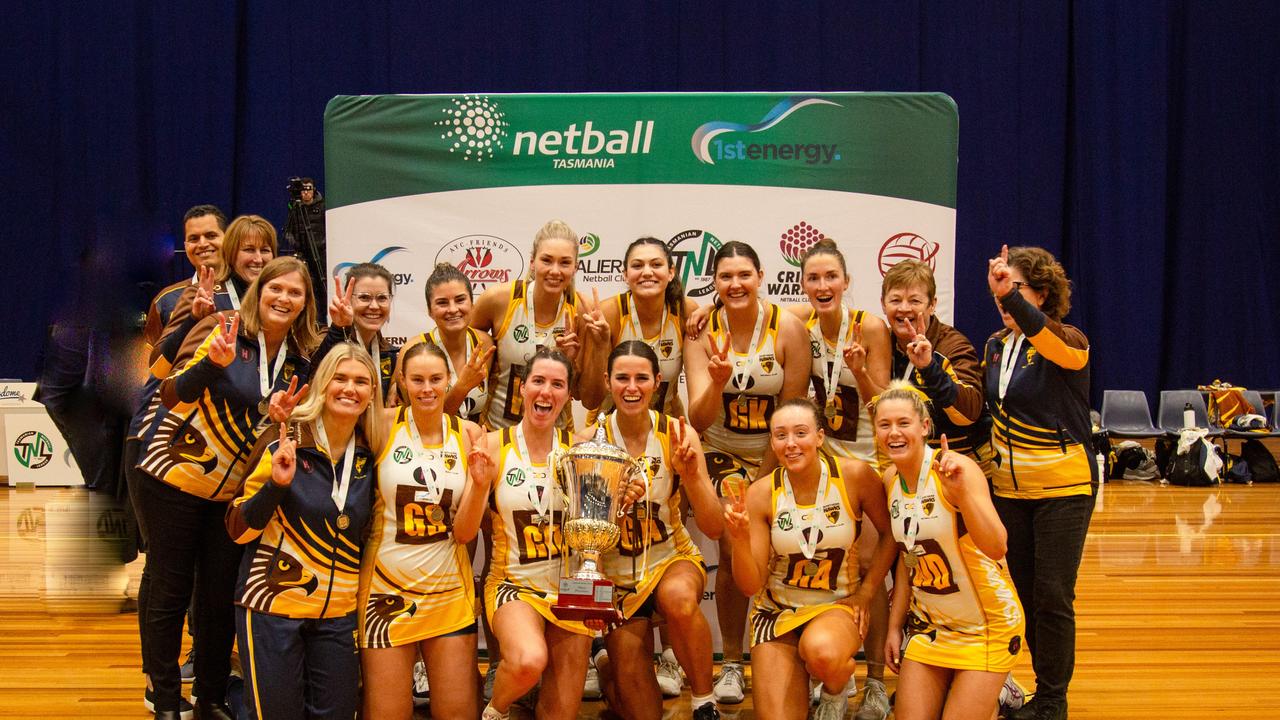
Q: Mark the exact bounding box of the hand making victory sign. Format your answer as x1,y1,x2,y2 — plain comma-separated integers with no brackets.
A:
935,434,965,498
669,416,700,480
457,344,496,394
554,308,581,361
328,276,355,328
843,321,867,376
267,375,310,423
905,313,934,369
207,314,240,368
192,265,217,320
466,429,496,490
707,331,734,389
271,422,297,488
722,475,750,542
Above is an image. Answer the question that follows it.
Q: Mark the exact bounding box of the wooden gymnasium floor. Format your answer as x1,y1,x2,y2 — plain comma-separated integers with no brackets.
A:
1,481,1278,719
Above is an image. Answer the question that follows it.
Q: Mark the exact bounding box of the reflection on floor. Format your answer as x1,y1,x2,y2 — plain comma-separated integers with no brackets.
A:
1,482,1278,718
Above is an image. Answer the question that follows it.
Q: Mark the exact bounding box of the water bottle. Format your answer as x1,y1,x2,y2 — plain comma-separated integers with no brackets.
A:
1182,402,1195,429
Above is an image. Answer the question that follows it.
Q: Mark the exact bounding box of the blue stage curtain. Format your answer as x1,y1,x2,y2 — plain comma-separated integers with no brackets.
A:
4,1,1278,402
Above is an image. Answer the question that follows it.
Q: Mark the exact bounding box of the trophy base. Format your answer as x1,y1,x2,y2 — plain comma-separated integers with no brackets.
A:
551,577,622,623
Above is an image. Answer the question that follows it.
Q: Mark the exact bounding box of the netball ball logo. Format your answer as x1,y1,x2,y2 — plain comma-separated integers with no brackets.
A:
433,95,510,162
779,221,827,267
878,233,939,276
579,233,601,257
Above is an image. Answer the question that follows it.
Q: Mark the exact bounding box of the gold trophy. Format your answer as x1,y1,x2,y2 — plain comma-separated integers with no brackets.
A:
548,430,644,622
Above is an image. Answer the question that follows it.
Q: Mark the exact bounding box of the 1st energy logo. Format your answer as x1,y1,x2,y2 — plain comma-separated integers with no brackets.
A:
691,97,842,165
334,247,414,286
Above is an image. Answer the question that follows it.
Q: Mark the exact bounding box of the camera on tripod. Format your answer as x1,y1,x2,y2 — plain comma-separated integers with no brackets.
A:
287,177,309,203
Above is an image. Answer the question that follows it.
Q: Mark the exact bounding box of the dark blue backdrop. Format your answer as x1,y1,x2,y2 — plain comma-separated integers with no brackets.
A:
6,2,1278,406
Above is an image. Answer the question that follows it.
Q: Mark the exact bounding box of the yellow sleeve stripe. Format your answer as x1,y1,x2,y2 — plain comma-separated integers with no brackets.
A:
1026,327,1089,371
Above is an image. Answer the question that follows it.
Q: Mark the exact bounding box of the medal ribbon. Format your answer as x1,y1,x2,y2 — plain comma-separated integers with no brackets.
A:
821,305,851,409
226,281,241,311
720,299,767,395
901,451,933,554
315,417,356,519
627,291,668,343
406,408,449,504
256,330,287,399
524,280,566,351
515,422,554,522
783,460,830,561
997,333,1025,400
430,327,475,391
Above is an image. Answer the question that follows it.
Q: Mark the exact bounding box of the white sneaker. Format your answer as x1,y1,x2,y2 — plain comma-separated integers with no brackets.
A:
854,677,889,720
583,658,602,700
999,672,1027,711
481,705,508,720
656,648,684,698
813,690,849,720
810,675,857,704
412,659,430,707
712,662,745,704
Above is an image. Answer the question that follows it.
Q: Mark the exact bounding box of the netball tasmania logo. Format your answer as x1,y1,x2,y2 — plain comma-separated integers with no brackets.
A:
13,430,52,469
434,95,510,162
779,221,828,267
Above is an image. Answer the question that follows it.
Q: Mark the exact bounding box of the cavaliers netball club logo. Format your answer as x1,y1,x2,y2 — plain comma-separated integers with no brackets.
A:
433,95,510,162
779,221,828,267
13,430,52,470
878,233,940,276
436,235,525,295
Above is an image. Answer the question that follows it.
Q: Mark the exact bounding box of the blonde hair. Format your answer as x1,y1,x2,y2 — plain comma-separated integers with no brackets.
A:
881,260,937,302
526,219,579,283
218,215,279,283
869,380,933,437
237,256,322,355
291,342,387,456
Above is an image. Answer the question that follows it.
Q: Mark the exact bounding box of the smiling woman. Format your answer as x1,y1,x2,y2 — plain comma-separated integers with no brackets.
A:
131,256,320,719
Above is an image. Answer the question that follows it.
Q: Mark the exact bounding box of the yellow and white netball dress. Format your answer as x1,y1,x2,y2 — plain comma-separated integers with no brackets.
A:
887,452,1025,672
598,411,704,618
360,408,474,648
749,453,859,645
487,280,578,429
805,305,875,463
483,424,588,635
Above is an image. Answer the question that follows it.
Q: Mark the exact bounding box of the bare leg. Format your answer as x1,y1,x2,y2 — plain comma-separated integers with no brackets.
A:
361,644,416,720
894,659,951,720
423,632,480,719
795,609,860,694
940,669,1007,720
654,560,714,697
535,623,592,720
748,638,810,720
858,523,889,684
715,535,748,662
489,601,548,713
603,619,661,719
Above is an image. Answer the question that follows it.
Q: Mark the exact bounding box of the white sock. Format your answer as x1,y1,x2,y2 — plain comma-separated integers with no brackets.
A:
662,646,678,663
821,688,843,704
692,692,714,708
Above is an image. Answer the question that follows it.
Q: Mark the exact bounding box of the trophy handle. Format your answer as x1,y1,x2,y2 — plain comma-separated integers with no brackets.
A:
617,456,649,517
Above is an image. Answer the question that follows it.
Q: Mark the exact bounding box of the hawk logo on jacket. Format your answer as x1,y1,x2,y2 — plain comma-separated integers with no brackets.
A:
364,593,417,649
355,456,369,476
140,413,219,478
241,546,319,610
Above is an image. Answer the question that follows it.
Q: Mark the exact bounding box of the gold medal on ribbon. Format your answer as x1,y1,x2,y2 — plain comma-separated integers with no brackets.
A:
336,513,350,530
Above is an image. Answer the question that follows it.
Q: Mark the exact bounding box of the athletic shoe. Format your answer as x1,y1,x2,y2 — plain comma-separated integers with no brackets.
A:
813,691,849,720
481,705,508,720
483,663,497,702
692,701,721,720
999,673,1027,713
854,677,889,720
811,675,858,704
656,648,684,698
143,687,194,720
180,649,195,684
712,662,745,704
583,658,602,700
1031,699,1067,720
412,659,430,707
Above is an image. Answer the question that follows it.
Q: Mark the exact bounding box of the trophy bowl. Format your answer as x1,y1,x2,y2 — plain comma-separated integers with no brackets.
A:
549,433,644,622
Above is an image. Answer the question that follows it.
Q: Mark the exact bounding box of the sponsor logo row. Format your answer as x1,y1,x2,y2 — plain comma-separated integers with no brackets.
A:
338,224,939,301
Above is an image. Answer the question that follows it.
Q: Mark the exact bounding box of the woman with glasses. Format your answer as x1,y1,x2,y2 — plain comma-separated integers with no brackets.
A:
322,263,400,403
983,246,1093,720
